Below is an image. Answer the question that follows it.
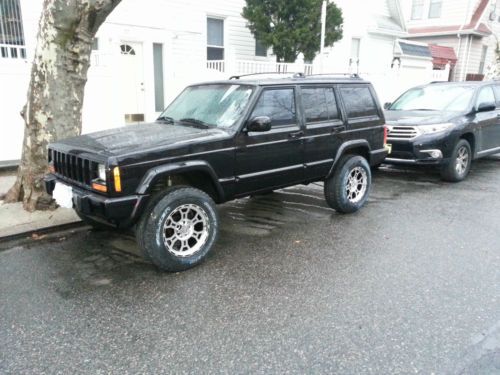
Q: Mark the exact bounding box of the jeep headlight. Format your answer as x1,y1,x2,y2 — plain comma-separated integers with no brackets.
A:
417,123,453,135
98,164,106,181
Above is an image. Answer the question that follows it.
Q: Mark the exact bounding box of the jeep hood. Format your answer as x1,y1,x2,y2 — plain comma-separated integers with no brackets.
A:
52,122,230,156
384,110,461,126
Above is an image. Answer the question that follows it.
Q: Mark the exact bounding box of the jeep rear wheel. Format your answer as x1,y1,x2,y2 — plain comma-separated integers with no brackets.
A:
136,187,219,272
324,155,372,213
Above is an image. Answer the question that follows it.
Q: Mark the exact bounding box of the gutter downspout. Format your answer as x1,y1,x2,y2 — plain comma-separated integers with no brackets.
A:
458,0,474,81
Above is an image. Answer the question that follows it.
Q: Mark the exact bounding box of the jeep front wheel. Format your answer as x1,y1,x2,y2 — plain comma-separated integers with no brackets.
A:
136,187,219,272
324,155,372,213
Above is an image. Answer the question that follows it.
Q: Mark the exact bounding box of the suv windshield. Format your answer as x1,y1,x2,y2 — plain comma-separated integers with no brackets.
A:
390,85,475,112
159,84,254,128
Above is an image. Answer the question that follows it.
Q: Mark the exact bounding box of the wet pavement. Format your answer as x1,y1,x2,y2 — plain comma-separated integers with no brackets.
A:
1,158,500,374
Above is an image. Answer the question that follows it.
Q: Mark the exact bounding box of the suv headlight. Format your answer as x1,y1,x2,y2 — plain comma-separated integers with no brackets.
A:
98,164,106,181
417,123,453,135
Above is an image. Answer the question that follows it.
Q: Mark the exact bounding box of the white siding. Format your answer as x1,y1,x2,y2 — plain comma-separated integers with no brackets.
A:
401,0,477,28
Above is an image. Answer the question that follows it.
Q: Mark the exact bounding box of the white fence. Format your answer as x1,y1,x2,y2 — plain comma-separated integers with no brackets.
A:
207,59,314,76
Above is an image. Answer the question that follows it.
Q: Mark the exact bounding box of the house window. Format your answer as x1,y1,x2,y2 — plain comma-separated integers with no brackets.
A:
479,45,488,74
428,0,442,18
0,0,26,59
255,38,267,57
411,0,424,20
207,17,224,61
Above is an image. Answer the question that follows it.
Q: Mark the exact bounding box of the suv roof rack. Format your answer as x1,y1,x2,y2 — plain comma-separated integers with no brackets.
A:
229,72,305,80
306,73,361,79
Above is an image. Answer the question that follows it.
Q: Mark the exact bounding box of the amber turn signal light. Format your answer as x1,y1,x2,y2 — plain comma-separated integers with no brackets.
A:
113,167,122,192
92,182,107,193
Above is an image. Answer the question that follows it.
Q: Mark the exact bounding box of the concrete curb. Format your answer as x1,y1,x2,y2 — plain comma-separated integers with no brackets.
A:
0,221,86,245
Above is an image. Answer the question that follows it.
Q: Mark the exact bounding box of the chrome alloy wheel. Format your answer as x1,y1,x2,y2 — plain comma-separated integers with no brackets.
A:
345,166,368,203
455,146,469,176
162,204,210,257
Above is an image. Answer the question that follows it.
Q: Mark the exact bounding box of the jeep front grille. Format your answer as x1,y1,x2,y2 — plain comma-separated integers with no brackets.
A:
49,149,98,187
387,126,418,140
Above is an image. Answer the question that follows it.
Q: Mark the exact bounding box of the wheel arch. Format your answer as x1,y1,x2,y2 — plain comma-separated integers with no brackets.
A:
460,132,475,158
136,161,224,203
327,140,371,178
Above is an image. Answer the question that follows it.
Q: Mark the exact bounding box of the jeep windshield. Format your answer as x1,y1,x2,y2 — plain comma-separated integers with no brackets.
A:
158,84,255,128
390,85,475,112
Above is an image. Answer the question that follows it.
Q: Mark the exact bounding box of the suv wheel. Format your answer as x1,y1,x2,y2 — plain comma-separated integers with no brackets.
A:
324,155,371,213
136,187,219,272
440,139,471,182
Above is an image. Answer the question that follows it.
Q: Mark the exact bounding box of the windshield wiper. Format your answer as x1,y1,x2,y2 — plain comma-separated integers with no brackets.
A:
179,118,211,129
157,115,175,124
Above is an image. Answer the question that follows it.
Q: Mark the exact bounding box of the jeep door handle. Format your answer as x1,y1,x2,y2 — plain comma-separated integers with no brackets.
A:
289,130,304,139
332,125,346,133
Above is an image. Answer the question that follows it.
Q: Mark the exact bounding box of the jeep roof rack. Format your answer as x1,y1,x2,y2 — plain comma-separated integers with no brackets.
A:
305,73,361,79
229,72,305,80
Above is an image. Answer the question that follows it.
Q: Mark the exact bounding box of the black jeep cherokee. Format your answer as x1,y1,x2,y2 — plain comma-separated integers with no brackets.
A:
45,74,388,272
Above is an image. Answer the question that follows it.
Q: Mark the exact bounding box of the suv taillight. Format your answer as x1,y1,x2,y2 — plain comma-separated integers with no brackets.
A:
383,125,388,145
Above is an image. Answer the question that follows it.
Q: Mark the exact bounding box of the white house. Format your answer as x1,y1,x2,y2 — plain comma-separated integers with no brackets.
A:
0,0,276,162
0,0,454,164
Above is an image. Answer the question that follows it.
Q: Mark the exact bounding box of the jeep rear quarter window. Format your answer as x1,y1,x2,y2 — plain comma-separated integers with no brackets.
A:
340,86,378,118
250,88,296,126
301,87,339,123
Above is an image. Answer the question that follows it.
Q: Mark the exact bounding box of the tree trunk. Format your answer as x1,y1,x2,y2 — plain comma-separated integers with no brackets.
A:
5,0,121,211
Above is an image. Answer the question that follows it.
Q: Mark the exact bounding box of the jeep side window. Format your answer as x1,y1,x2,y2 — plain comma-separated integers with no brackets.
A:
301,87,339,123
340,86,378,119
491,85,500,107
476,86,496,109
251,88,296,126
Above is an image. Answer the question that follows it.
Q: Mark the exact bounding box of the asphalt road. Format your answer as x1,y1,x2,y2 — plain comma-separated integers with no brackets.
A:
1,159,499,374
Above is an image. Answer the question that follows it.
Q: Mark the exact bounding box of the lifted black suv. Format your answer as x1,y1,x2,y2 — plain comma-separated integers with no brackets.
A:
45,74,388,271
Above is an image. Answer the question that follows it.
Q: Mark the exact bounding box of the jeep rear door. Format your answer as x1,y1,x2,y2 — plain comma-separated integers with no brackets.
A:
234,86,304,195
299,85,345,180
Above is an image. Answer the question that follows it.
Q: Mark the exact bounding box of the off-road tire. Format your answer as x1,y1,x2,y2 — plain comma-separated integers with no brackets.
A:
440,139,471,182
324,154,372,214
136,186,219,272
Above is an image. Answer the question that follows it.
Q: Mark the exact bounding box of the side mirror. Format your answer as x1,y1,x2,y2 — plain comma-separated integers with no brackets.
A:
477,102,496,113
246,116,271,132
383,102,392,110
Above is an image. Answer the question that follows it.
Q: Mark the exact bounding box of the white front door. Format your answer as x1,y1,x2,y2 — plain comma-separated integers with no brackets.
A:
119,41,145,123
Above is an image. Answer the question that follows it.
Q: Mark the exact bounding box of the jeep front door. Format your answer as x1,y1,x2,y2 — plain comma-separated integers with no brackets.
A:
235,87,304,195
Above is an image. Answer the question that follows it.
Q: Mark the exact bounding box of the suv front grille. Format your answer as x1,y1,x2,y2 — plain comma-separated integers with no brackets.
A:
387,126,418,140
49,149,98,187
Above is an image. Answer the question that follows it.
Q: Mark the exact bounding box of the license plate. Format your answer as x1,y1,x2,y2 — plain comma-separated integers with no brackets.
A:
53,182,73,208
385,143,392,154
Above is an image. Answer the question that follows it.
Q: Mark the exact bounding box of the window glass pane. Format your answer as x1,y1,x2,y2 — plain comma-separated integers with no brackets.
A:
0,0,25,46
255,39,267,57
411,0,424,19
428,0,442,18
207,18,223,47
251,89,296,126
476,87,495,107
153,43,164,112
325,88,339,119
493,86,500,105
340,86,378,119
302,88,329,122
207,47,224,60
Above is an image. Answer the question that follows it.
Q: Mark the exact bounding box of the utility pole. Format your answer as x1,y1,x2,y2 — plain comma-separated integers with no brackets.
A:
320,0,327,54
320,0,327,73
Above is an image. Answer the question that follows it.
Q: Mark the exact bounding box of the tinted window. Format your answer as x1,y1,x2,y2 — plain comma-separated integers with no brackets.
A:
302,87,339,123
492,85,500,106
340,86,378,118
251,88,296,126
476,87,496,108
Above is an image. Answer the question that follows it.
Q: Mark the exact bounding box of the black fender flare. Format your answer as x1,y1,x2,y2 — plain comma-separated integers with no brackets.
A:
326,140,371,178
136,160,224,200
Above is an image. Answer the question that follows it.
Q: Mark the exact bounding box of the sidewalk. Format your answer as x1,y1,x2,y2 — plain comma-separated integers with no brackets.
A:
0,169,80,239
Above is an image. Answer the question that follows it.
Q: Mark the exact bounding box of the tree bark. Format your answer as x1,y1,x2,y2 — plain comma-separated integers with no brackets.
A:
5,0,121,211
